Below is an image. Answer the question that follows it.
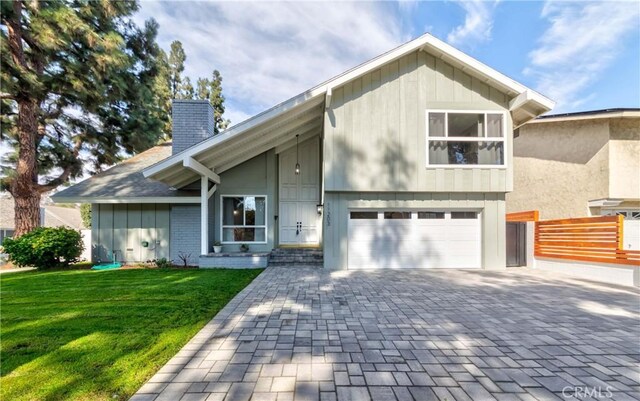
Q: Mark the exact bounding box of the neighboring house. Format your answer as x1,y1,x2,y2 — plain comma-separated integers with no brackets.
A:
52,33,554,269
0,192,85,242
506,109,640,249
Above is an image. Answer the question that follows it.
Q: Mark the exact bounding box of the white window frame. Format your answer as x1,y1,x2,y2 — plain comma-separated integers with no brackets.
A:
220,195,268,244
425,109,507,168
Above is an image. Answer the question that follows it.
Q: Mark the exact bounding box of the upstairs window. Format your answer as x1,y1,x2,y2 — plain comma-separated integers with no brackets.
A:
426,111,506,167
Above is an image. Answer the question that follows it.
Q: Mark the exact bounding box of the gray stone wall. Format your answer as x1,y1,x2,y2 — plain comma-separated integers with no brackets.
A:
170,205,201,265
172,100,215,154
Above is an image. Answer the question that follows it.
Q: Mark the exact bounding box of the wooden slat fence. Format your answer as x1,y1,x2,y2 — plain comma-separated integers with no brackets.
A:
507,210,539,222
535,215,640,266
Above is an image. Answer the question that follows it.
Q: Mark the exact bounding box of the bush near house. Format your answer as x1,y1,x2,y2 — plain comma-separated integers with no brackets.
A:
2,227,83,269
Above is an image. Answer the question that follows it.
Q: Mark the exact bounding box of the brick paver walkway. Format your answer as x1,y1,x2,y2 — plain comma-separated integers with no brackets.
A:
131,267,640,401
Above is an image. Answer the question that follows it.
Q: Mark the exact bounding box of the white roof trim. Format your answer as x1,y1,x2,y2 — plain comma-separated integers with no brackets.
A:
528,110,640,124
588,198,625,208
51,196,200,204
144,33,555,181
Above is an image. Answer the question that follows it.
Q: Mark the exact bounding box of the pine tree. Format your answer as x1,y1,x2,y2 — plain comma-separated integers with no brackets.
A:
196,77,211,100
168,40,186,99
209,70,230,134
154,49,172,138
0,0,168,235
181,77,195,99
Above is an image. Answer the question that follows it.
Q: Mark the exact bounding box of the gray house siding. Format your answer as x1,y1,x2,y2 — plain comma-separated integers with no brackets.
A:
89,150,277,265
92,204,170,263
170,205,201,265
324,50,513,193
323,192,506,270
212,149,278,253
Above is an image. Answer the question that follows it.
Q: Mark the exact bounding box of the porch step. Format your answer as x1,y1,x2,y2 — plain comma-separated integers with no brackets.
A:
269,248,323,267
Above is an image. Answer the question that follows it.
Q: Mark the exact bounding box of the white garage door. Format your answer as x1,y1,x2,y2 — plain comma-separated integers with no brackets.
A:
347,210,481,269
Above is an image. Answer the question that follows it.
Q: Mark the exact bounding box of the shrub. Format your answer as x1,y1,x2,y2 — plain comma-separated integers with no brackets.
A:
153,258,172,268
80,203,92,228
2,227,84,269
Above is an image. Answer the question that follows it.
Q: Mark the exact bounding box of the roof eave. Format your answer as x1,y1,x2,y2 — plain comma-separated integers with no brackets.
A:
51,195,201,204
143,33,556,184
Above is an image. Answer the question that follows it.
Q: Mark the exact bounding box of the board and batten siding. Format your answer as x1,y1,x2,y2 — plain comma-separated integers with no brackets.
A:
91,204,170,263
323,192,506,270
324,50,513,193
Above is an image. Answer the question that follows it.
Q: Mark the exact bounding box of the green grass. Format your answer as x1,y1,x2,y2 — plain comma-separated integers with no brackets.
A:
0,268,263,401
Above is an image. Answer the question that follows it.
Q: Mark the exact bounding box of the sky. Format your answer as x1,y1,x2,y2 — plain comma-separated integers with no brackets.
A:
135,0,640,126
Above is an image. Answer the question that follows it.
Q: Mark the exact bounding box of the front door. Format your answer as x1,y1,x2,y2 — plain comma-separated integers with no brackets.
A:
279,137,320,246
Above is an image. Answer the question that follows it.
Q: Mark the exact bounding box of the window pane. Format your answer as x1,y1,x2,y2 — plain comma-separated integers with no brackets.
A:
448,113,483,137
222,228,235,242
245,196,256,225
255,197,266,225
451,211,477,219
429,141,503,165
384,212,411,219
487,114,503,137
478,141,504,165
428,140,449,164
223,228,265,243
236,228,255,242
350,211,378,219
418,212,445,219
223,197,244,225
428,113,445,137
429,141,478,165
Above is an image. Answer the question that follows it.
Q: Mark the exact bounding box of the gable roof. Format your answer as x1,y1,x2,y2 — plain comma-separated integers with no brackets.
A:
0,192,84,229
51,142,200,203
43,206,83,230
143,33,554,189
0,194,15,229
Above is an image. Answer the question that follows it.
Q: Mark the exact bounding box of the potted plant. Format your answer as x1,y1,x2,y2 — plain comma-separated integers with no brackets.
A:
239,243,249,253
213,241,223,254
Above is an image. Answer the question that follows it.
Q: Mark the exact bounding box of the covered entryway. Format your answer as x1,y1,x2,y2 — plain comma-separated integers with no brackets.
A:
278,136,321,246
347,210,482,269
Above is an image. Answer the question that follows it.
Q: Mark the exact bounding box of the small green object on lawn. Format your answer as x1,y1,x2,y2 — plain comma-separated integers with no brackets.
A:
0,267,263,401
91,250,122,270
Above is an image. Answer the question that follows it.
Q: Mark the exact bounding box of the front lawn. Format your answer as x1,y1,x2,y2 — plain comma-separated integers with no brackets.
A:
0,268,262,401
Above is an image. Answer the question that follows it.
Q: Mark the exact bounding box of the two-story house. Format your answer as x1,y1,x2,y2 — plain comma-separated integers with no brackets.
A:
52,33,554,270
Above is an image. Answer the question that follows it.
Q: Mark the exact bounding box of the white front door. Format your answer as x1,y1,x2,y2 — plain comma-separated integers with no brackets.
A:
279,137,320,246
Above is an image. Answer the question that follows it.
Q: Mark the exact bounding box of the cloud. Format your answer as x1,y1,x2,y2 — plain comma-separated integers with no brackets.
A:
136,1,403,126
447,0,499,47
525,1,640,110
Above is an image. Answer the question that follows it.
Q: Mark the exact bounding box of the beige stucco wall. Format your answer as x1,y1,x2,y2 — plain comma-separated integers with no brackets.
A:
608,118,640,199
506,119,610,219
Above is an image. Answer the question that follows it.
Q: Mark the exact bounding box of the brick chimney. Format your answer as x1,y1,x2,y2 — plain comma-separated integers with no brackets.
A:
171,99,215,154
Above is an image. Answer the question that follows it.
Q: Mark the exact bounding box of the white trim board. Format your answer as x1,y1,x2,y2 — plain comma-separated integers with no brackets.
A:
51,196,200,204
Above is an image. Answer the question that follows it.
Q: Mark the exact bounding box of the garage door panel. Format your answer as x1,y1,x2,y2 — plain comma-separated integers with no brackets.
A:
348,210,481,269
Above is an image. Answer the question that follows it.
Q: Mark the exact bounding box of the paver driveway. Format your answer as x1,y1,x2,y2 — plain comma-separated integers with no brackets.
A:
131,267,640,401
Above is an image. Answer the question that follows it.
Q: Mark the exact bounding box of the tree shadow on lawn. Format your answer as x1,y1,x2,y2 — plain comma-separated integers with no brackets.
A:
0,268,263,401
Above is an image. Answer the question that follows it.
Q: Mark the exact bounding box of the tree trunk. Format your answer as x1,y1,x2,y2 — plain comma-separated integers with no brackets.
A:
11,99,41,236
13,192,41,235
